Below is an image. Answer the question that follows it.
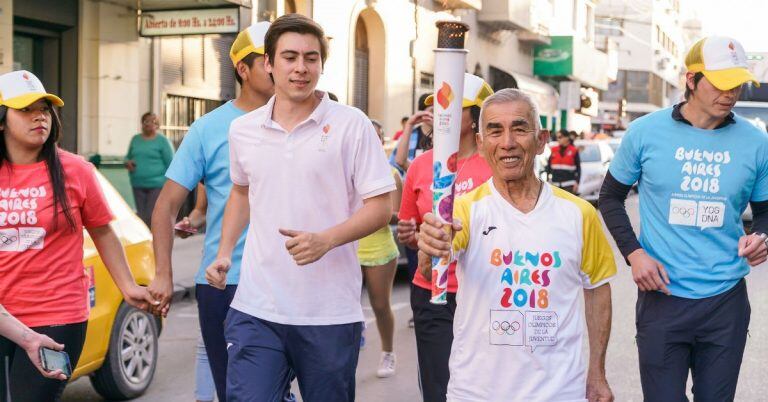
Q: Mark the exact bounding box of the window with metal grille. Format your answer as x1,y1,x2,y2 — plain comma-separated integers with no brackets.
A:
420,72,434,90
160,34,235,100
183,36,204,87
161,36,183,88
159,33,236,144
162,95,223,148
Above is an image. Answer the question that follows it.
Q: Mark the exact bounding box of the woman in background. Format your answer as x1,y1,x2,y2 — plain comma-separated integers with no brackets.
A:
125,112,174,225
358,119,403,378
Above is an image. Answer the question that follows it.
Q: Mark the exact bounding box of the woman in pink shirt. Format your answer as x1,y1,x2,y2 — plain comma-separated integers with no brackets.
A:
397,74,493,402
0,71,156,402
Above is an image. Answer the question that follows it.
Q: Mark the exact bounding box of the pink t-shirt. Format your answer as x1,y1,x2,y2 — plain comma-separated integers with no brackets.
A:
0,150,113,327
398,149,492,293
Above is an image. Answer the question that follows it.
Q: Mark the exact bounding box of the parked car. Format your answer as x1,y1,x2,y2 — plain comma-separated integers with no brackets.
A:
574,140,614,202
611,129,627,139
71,169,160,400
606,137,621,154
536,140,614,202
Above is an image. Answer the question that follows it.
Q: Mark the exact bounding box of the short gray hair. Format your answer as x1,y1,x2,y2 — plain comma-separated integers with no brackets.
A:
479,88,541,136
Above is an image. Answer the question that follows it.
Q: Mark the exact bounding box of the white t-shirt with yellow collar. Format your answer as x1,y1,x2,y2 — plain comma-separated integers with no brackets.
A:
447,180,617,402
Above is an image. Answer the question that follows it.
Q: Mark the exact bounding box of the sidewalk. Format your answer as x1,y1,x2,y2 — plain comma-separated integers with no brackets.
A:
169,234,205,302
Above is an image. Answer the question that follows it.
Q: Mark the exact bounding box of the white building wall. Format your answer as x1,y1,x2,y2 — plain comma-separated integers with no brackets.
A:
617,21,654,71
464,13,536,81
596,0,688,121
312,0,447,138
310,1,536,137
79,0,152,156
651,0,684,86
597,0,684,85
550,0,578,36
0,0,12,75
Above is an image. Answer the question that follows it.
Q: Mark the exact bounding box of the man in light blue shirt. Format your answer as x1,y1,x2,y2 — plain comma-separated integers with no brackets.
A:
599,36,768,400
147,22,274,402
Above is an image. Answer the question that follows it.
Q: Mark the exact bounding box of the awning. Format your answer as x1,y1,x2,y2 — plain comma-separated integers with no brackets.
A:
143,0,249,11
110,0,251,11
514,73,558,116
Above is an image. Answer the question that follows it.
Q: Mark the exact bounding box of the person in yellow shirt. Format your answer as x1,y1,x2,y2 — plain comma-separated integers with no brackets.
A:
358,119,402,378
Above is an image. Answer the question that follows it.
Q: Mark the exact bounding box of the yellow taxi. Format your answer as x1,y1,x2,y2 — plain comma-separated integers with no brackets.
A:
70,170,160,400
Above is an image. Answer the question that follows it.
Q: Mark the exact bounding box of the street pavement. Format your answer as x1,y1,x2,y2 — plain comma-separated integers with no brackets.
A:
63,194,768,401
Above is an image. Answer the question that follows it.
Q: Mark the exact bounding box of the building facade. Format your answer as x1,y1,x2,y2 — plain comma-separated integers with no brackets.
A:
595,0,690,127
312,0,561,138
0,0,616,159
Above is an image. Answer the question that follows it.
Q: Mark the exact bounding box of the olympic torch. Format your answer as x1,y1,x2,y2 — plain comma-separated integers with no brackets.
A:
430,21,468,305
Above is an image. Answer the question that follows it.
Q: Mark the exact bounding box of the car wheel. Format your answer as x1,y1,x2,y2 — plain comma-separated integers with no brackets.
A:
90,302,158,400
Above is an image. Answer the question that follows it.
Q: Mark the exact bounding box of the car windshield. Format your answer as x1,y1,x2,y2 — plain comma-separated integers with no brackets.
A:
733,106,768,131
578,144,601,162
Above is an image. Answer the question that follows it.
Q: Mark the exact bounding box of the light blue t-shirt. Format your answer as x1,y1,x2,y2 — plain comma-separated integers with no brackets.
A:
610,107,768,299
165,101,247,285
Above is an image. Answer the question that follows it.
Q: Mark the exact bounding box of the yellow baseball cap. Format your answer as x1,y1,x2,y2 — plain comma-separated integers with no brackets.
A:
0,70,63,109
229,22,270,67
425,73,494,108
685,36,760,90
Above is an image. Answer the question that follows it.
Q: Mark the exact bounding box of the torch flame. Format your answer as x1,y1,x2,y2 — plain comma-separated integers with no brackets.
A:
436,82,454,110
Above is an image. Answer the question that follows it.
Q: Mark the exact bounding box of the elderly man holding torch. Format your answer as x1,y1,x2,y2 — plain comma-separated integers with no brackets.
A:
418,88,616,402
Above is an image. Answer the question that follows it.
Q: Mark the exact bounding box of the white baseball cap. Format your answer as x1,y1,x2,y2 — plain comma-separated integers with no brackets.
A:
425,73,494,108
229,21,270,67
685,36,760,90
0,70,63,109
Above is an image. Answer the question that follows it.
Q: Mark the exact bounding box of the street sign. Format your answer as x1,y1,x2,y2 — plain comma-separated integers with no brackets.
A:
534,36,573,77
140,8,240,37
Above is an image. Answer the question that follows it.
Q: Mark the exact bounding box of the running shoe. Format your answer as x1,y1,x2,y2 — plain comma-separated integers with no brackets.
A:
376,352,396,378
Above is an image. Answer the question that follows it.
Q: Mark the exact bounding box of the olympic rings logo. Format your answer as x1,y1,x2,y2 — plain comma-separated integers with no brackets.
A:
0,235,17,245
492,320,521,335
672,207,695,217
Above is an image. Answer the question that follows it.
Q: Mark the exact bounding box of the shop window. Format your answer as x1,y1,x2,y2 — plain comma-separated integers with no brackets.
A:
12,35,35,71
603,70,625,103
626,70,650,104
649,73,664,107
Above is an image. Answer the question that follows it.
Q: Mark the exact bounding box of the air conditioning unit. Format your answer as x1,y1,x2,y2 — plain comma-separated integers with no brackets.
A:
579,87,599,117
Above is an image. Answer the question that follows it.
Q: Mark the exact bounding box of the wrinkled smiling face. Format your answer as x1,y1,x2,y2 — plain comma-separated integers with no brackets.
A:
478,101,548,182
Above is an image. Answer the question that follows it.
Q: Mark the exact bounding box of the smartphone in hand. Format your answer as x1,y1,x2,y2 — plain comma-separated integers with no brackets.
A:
174,222,198,234
39,347,72,379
